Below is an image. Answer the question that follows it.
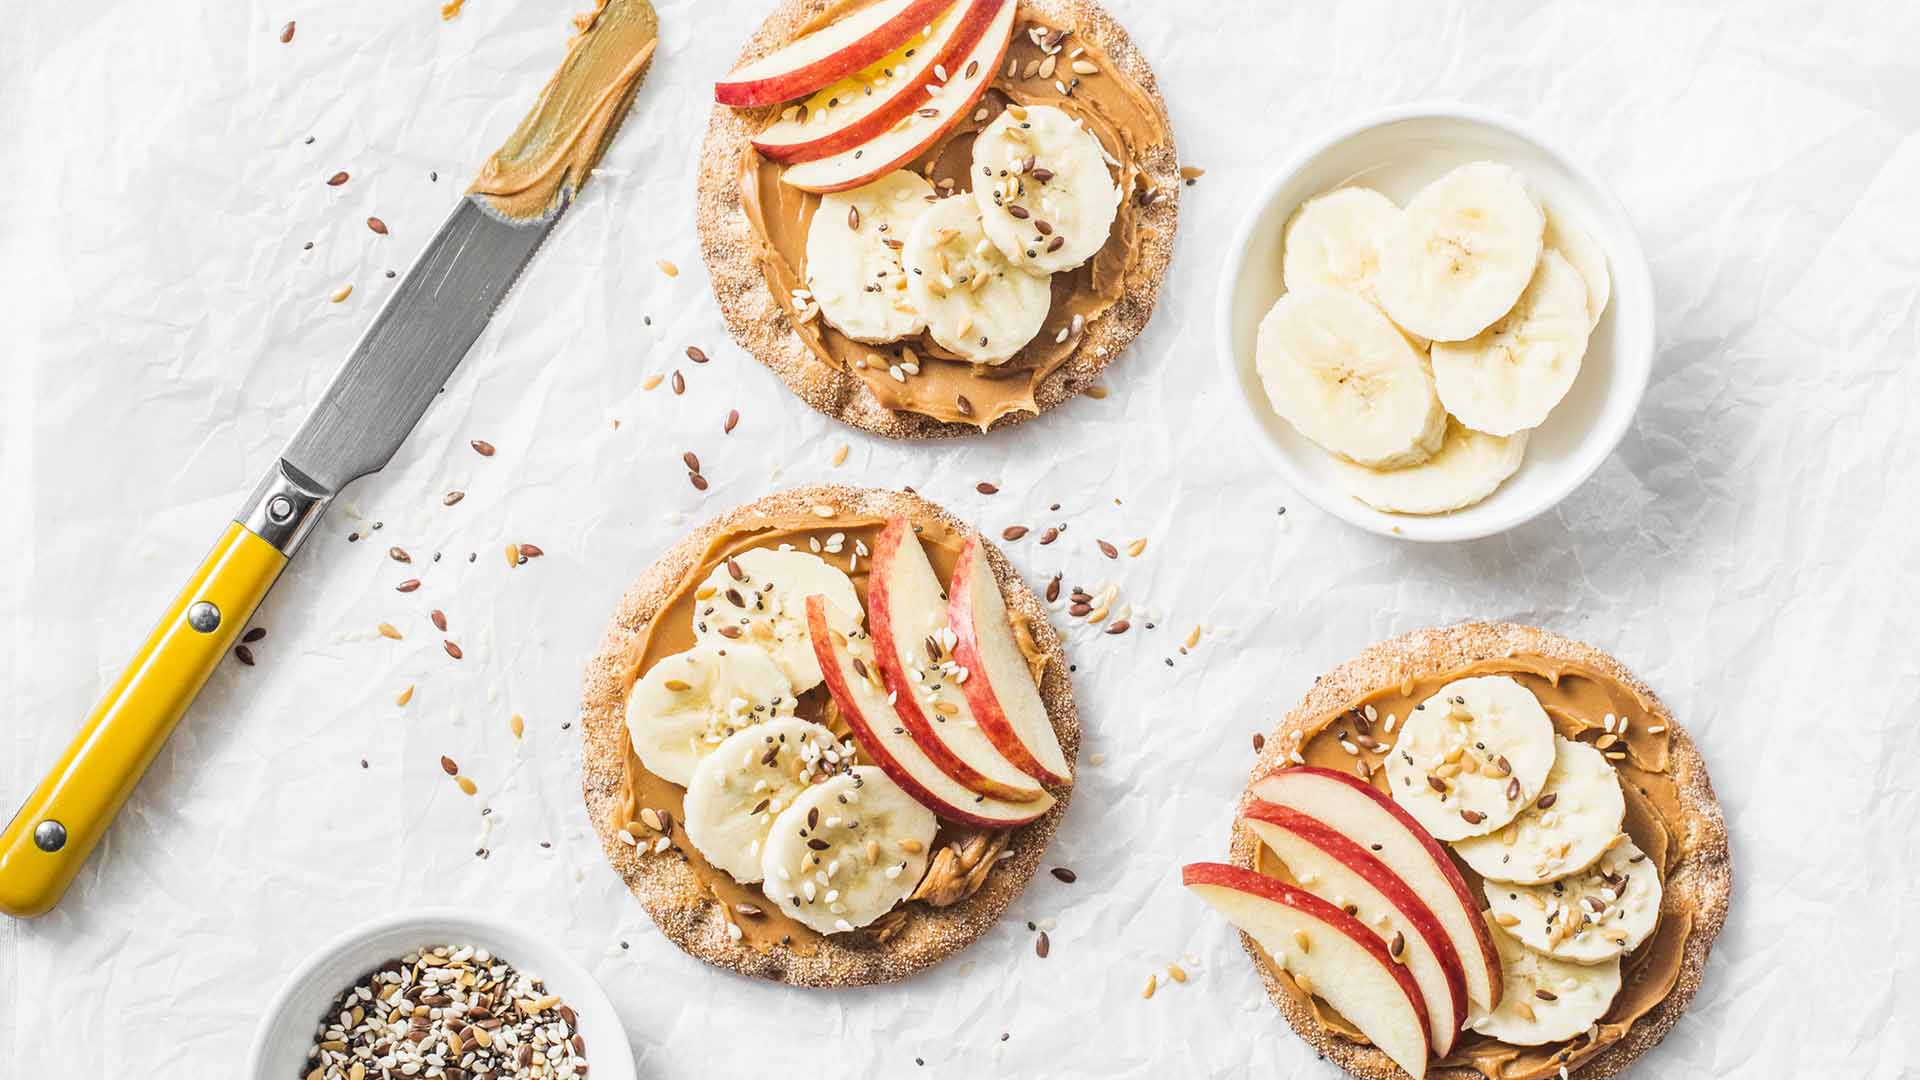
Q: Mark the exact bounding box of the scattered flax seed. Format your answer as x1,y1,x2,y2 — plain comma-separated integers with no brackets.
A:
975,481,1000,495
366,217,388,236
519,543,544,560
1167,963,1188,984
471,439,496,456
243,627,267,644
330,284,354,303
327,171,350,187
1252,733,1265,752
279,20,295,43
683,450,701,473
656,258,679,277
430,610,448,632
955,394,974,418
510,713,524,738
442,490,464,506
689,472,708,491
724,408,740,433
444,640,463,660
440,755,459,776
1050,867,1076,883
1097,539,1118,559
1034,932,1050,958
456,775,478,796
396,579,421,593
234,644,256,666
1045,574,1061,602
1125,537,1147,558
1105,620,1130,635
1039,527,1059,545
671,370,686,395
1141,973,1157,999
378,623,403,640
389,547,411,563
831,443,849,467
686,345,709,365
1002,525,1029,541
642,373,664,391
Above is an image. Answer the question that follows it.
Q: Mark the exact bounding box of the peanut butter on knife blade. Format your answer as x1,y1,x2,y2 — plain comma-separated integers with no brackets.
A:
470,0,659,221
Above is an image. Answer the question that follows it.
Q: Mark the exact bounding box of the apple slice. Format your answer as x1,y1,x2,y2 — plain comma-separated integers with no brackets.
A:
1252,766,1503,1011
1184,862,1431,1079
947,535,1071,785
867,518,1046,803
753,0,1003,165
780,0,1016,193
808,595,1053,829
1244,800,1467,1055
714,0,955,108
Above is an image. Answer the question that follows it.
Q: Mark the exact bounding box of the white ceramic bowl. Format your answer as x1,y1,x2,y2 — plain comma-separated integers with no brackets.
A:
246,908,635,1080
1216,103,1654,542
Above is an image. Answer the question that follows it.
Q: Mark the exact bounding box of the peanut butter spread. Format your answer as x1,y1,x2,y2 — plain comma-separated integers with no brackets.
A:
613,511,1049,952
1256,657,1689,1080
469,0,658,221
740,1,1172,428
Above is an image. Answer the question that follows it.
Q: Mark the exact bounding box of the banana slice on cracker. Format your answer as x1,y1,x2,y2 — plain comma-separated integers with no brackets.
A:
1455,735,1626,884
1485,836,1662,964
1384,675,1557,841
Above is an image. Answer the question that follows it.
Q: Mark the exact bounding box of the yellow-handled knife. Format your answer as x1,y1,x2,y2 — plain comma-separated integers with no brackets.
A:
0,0,658,919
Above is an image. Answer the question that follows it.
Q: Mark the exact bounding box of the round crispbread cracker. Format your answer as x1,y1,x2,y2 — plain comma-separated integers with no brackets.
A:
694,0,1180,439
580,484,1079,986
1227,622,1732,1080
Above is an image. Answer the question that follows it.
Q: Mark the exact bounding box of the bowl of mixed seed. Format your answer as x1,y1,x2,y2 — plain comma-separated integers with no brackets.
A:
246,908,634,1080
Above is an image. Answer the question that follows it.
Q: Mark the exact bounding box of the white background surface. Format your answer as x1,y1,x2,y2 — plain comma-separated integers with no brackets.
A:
3,0,1917,1075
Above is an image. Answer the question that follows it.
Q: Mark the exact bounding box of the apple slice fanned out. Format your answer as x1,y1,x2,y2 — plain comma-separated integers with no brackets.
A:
868,517,1046,804
808,595,1053,829
1244,800,1468,1056
754,0,1004,165
1184,862,1432,1080
947,535,1071,785
715,0,955,107
1252,766,1503,1011
780,0,1016,193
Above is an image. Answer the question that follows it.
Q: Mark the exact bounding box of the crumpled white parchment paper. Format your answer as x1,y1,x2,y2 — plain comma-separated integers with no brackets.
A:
3,0,1918,1075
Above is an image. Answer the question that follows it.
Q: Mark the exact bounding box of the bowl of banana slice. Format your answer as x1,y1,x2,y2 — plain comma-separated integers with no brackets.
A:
1217,104,1654,542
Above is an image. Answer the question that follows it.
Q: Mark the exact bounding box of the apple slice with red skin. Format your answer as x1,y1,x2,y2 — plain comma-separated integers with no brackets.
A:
714,0,956,108
1184,862,1431,1080
946,535,1071,785
753,0,1004,165
1252,766,1503,1011
780,0,1016,193
808,595,1053,829
867,517,1045,803
1244,799,1468,1056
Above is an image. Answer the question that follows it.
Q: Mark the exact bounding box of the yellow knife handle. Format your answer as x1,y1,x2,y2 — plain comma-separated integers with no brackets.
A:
0,461,327,919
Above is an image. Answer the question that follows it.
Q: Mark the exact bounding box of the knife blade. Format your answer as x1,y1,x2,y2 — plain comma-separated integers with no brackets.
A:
0,0,658,919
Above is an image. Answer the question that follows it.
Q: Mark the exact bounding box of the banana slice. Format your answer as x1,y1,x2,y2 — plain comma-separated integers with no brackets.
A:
1255,285,1447,469
903,194,1051,364
1384,675,1557,842
1455,736,1626,884
624,644,798,787
971,103,1120,274
1283,186,1401,307
1431,251,1591,436
692,548,862,693
1470,915,1621,1045
759,765,937,934
804,170,936,344
1331,419,1528,515
1485,836,1661,964
1543,204,1610,328
682,717,848,885
1377,161,1545,343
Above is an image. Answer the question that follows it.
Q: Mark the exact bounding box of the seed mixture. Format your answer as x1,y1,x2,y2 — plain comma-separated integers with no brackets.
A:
302,944,587,1079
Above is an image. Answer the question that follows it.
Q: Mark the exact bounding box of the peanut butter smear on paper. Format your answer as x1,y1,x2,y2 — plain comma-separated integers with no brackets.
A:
468,0,659,221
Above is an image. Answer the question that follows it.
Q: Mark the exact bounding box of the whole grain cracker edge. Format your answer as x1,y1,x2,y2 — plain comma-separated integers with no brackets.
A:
579,483,1080,987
